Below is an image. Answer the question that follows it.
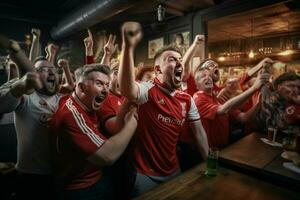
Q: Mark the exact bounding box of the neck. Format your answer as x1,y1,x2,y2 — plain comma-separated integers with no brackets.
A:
157,76,176,92
72,92,92,112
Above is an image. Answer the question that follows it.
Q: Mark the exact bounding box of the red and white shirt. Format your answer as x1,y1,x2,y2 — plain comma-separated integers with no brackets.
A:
193,91,240,149
97,92,124,127
49,95,106,190
132,78,200,176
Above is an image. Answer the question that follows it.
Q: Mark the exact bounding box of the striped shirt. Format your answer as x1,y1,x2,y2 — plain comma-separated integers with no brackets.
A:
49,95,106,190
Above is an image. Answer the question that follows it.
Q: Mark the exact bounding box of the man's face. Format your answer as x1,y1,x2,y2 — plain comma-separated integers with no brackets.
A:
202,60,220,83
81,71,110,111
35,60,60,95
277,80,300,102
158,50,183,89
195,69,213,92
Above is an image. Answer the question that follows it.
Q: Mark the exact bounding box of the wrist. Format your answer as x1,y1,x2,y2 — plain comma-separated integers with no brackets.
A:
85,49,93,56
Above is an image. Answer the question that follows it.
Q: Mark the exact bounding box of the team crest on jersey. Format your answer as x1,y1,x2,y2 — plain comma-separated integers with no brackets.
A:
158,99,165,105
180,102,186,117
286,106,295,115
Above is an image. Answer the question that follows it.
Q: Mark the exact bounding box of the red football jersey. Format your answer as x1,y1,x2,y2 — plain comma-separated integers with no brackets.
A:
193,91,239,149
132,78,200,176
49,96,107,190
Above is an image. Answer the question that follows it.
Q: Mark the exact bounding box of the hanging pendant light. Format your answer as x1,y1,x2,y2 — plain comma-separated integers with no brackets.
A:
248,18,255,58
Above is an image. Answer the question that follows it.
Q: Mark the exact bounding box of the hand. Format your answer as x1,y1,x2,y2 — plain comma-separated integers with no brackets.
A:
0,35,21,53
252,71,270,90
260,57,274,73
193,35,205,45
121,21,142,48
11,72,42,97
124,106,138,126
46,43,59,55
31,28,41,37
104,34,118,56
84,29,93,50
57,58,69,68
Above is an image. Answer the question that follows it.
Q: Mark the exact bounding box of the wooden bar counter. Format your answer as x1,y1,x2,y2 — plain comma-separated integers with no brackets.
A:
133,164,299,200
219,132,282,171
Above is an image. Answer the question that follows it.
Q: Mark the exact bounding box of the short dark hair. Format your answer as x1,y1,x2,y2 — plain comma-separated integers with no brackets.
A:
80,64,111,80
273,72,300,90
153,45,182,62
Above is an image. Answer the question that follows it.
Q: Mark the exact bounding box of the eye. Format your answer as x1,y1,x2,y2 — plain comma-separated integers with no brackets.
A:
168,57,176,62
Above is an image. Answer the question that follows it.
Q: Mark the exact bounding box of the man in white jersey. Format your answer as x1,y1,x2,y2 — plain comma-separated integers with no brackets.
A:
0,56,61,199
118,22,209,196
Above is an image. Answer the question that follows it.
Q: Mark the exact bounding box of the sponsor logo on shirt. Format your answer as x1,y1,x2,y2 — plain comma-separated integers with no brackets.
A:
157,114,185,126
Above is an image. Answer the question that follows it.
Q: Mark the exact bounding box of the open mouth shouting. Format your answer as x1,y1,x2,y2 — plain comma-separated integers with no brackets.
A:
92,95,106,110
174,66,183,83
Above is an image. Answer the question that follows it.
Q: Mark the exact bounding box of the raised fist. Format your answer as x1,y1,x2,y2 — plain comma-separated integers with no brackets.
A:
57,59,69,68
46,43,59,54
121,21,142,47
31,28,41,37
193,35,205,45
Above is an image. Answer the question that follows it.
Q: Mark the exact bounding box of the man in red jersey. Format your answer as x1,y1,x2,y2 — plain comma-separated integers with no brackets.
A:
193,67,270,149
49,64,138,200
118,22,209,196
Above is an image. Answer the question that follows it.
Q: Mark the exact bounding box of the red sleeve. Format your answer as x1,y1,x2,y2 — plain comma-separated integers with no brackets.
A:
85,56,95,64
193,92,219,120
186,75,198,96
229,109,241,121
64,108,106,156
239,73,251,91
97,98,117,126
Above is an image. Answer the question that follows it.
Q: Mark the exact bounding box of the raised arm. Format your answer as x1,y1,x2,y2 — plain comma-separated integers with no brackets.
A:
29,28,41,61
217,71,270,114
57,58,75,93
45,43,59,64
0,34,35,74
83,29,95,65
101,34,118,66
0,72,41,113
118,22,142,101
247,57,273,77
182,35,204,81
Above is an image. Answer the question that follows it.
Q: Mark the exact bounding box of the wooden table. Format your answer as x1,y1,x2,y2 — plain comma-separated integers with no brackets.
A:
219,132,300,190
133,164,299,200
219,132,282,171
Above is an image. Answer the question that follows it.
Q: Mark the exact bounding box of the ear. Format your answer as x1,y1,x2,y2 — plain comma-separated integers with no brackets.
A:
154,65,162,75
78,82,85,93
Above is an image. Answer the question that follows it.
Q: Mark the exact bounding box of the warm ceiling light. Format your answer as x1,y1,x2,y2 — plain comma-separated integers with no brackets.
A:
248,50,255,58
218,56,226,62
278,49,294,56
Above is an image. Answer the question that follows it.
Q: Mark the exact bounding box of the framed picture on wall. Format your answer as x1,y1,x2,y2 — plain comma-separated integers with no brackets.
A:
169,31,190,55
148,37,164,59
